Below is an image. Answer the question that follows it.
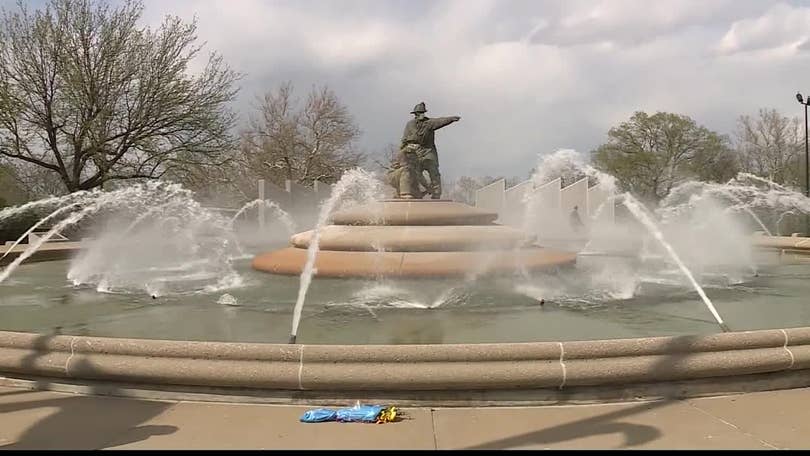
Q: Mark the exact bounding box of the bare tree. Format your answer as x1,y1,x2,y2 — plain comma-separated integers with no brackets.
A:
592,111,736,203
445,175,524,205
238,83,364,189
2,160,65,198
0,163,26,206
0,0,240,194
446,175,480,205
371,143,399,173
734,108,803,187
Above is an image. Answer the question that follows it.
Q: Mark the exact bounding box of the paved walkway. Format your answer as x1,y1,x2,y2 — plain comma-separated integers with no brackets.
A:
0,385,808,449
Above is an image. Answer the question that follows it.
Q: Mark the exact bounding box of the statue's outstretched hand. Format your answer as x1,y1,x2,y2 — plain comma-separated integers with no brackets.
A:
452,116,461,122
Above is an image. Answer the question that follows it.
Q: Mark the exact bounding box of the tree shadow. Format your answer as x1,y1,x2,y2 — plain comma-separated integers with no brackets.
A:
0,389,178,449
464,400,669,450
463,332,735,449
4,335,179,449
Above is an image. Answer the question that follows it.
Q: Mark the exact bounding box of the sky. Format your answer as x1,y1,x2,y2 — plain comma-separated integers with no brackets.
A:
15,0,810,181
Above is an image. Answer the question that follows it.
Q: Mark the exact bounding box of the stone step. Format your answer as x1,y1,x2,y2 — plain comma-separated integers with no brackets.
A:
289,225,534,252
751,234,810,250
252,247,577,278
329,200,498,226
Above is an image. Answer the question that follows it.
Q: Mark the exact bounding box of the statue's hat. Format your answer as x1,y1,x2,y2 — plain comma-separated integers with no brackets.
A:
410,102,427,114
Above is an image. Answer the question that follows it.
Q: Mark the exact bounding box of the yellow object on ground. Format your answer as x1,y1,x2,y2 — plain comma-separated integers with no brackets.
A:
376,407,398,423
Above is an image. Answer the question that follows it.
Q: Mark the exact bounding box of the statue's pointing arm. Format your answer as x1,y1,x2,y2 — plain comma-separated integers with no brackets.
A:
428,116,461,131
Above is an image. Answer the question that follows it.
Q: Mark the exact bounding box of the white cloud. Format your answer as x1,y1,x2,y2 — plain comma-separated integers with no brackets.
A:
718,3,810,55
135,0,810,180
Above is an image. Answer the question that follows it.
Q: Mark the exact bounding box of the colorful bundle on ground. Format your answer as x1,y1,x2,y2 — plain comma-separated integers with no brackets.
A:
300,405,398,424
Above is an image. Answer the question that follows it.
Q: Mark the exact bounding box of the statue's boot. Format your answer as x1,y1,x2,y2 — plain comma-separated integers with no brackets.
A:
431,179,442,199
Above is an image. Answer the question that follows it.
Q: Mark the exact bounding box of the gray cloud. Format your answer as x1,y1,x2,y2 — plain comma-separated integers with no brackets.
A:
140,0,810,181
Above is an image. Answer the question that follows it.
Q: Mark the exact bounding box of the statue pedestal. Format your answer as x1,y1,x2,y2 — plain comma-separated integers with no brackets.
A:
252,200,576,278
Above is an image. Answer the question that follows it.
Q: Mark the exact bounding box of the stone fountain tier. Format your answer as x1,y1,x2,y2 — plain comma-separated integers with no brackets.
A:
289,225,535,252
329,199,499,225
251,200,577,278
252,248,576,278
751,233,810,251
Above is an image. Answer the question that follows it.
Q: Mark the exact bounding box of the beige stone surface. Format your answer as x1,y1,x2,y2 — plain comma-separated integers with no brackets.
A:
252,247,577,278
110,401,436,450
751,234,810,250
0,387,175,450
329,200,498,226
687,388,810,449
289,225,533,251
432,401,774,450
0,241,81,266
2,385,810,449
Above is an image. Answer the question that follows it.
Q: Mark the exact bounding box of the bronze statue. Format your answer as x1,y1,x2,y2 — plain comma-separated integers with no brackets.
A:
399,102,460,199
386,144,431,199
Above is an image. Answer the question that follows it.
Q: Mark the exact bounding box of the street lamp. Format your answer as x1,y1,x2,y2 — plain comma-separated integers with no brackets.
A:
798,92,809,235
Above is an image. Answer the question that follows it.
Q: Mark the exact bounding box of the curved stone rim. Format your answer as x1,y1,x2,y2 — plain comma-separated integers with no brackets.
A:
251,247,577,277
289,225,535,252
0,327,808,401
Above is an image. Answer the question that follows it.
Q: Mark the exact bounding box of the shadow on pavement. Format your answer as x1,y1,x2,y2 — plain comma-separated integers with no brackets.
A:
3,333,178,449
463,332,736,449
464,400,669,450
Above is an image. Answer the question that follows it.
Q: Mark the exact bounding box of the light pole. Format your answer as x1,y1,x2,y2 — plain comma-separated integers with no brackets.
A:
797,92,809,235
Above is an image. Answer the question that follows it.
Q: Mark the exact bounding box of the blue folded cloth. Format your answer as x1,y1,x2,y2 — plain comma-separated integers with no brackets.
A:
299,405,386,423
300,408,338,423
336,405,385,423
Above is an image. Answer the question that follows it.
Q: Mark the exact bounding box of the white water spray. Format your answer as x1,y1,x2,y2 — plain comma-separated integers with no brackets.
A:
0,202,83,260
621,195,728,331
289,169,383,343
230,199,296,234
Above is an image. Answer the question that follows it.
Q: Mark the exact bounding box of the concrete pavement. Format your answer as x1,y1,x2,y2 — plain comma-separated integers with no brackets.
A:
0,385,808,449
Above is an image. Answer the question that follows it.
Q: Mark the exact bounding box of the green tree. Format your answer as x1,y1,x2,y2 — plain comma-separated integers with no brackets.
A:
592,111,737,203
0,0,239,193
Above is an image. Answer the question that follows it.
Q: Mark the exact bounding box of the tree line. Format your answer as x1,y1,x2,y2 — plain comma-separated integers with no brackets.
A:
0,0,806,209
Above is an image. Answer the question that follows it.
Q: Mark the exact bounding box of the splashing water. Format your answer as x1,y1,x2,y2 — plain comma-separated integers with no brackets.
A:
217,293,239,306
621,195,727,330
776,211,798,236
0,202,83,260
289,168,384,343
230,199,297,234
0,190,95,224
0,202,104,283
1,181,249,296
520,149,729,329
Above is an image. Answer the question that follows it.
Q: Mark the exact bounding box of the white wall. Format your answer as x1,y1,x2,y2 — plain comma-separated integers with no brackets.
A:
475,179,505,221
474,177,615,240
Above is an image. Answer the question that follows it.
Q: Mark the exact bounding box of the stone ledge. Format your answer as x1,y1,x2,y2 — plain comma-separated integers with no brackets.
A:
289,225,534,252
0,328,807,395
251,247,577,277
329,201,499,226
751,235,810,250
0,242,82,266
4,369,810,406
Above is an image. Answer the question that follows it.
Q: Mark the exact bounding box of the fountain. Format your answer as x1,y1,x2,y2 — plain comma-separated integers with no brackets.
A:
3,126,810,405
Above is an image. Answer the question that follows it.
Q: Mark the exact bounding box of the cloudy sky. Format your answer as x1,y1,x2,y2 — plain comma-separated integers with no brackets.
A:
31,0,810,180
